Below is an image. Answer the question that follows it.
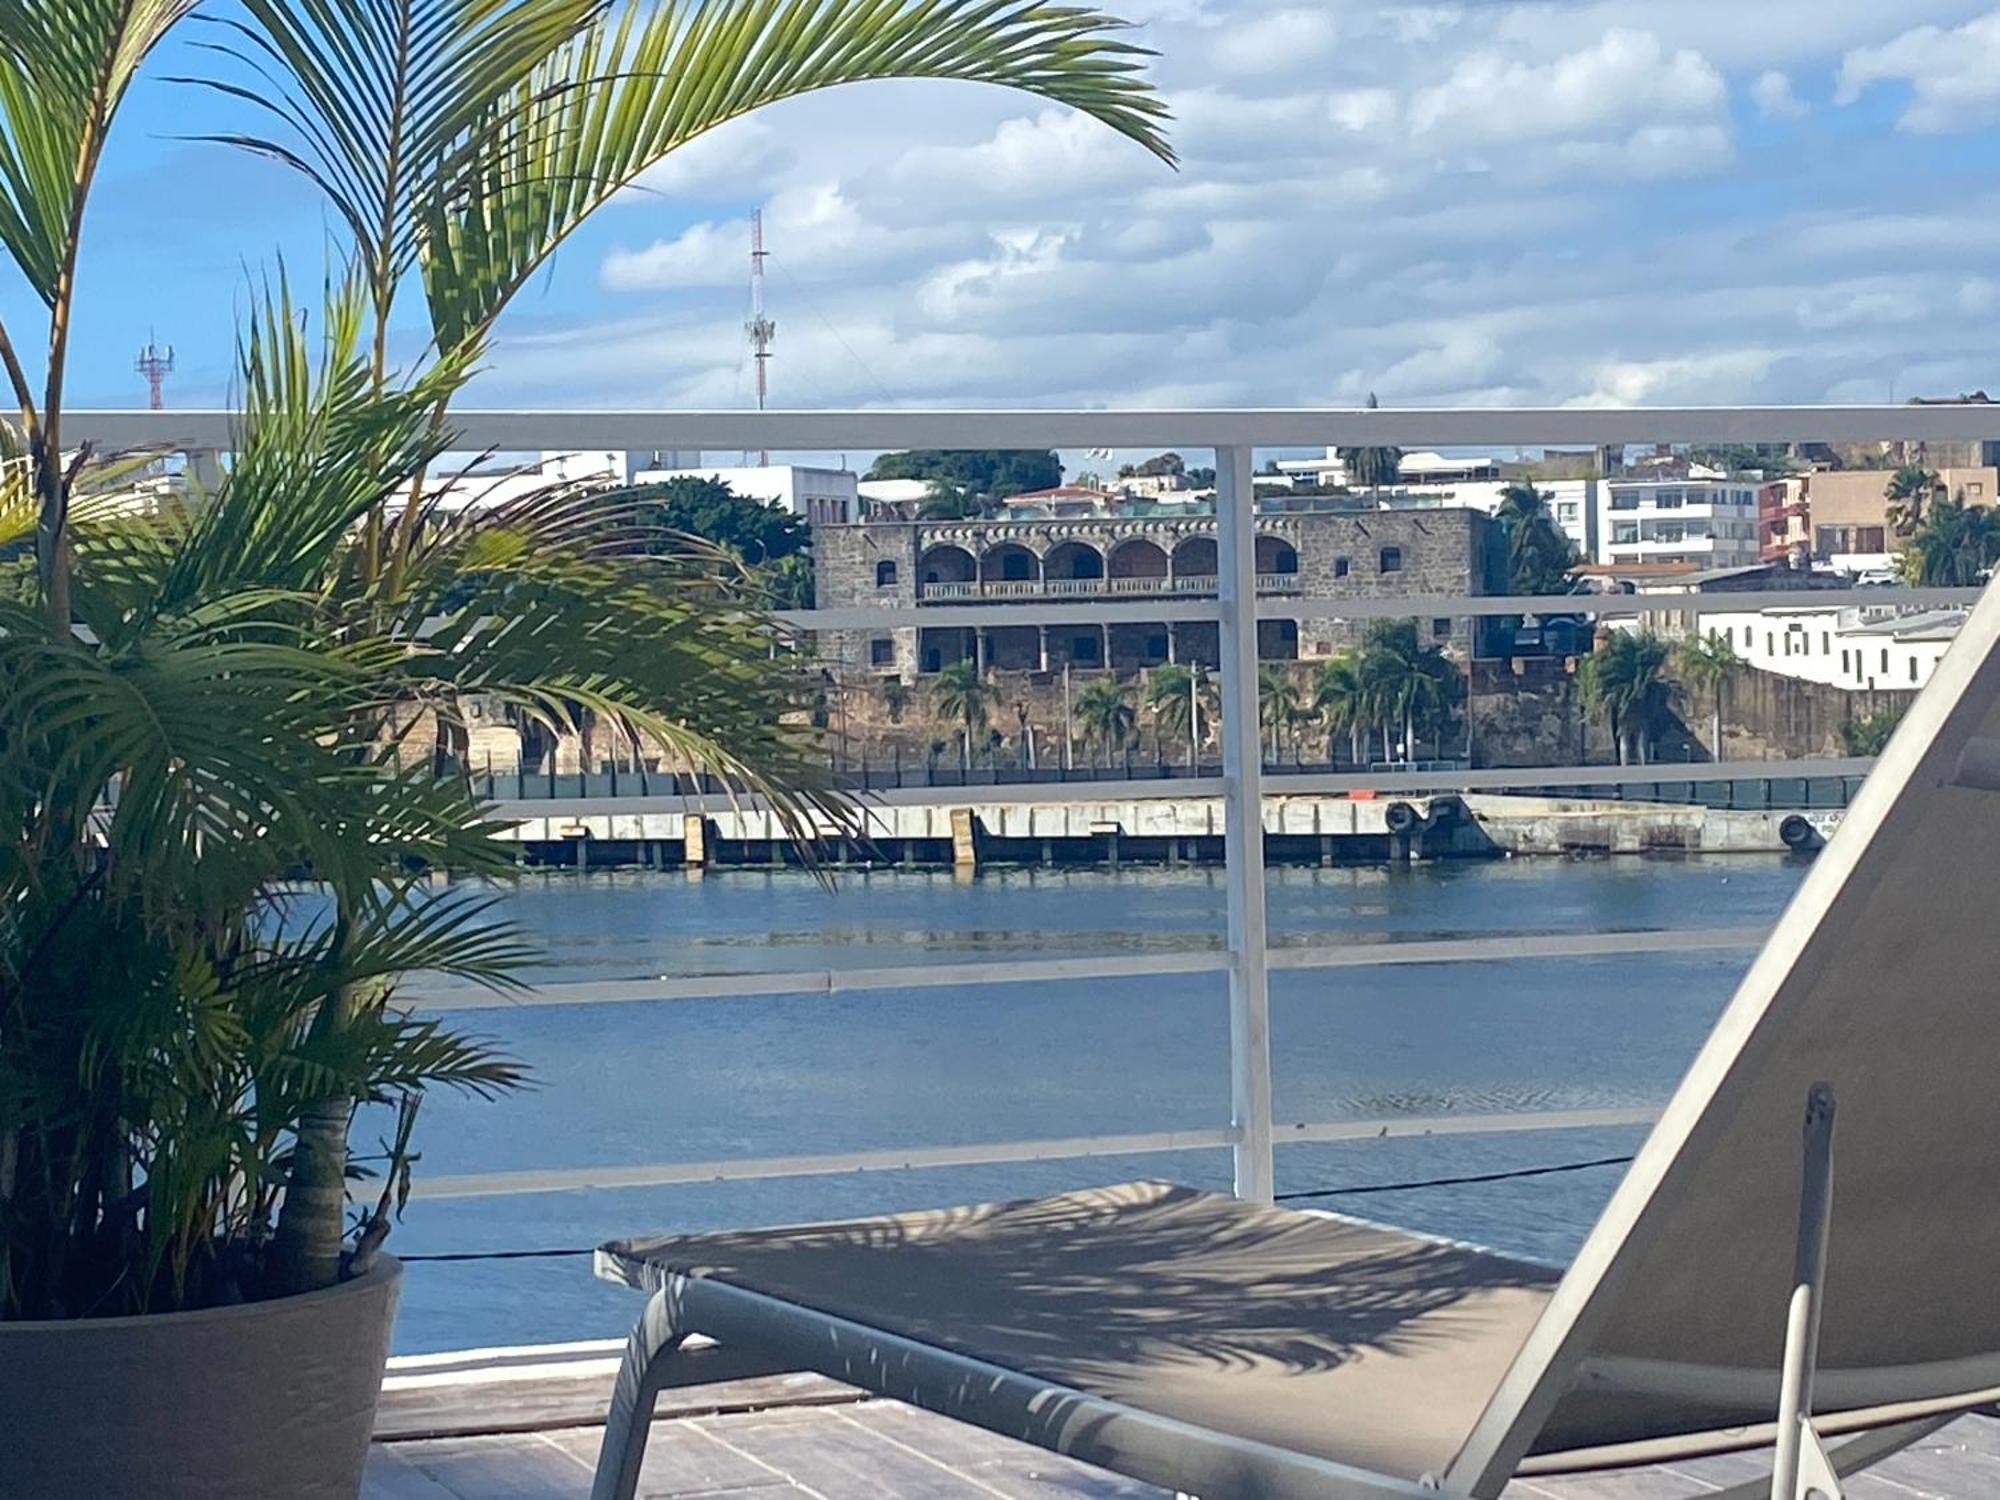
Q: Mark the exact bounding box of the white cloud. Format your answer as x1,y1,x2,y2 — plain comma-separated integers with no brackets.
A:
1207,7,1340,75
1838,11,2000,132
456,1,2000,419
623,117,794,200
1753,70,1808,120
1407,29,1726,144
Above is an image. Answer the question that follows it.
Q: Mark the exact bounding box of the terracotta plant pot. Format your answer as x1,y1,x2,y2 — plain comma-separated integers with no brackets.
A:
0,1257,402,1499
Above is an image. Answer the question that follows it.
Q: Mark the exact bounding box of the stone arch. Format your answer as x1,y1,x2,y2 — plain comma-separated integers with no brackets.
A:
1171,536,1218,579
918,544,976,585
979,542,1039,583
1108,538,1169,580
1256,534,1300,575
1043,540,1106,581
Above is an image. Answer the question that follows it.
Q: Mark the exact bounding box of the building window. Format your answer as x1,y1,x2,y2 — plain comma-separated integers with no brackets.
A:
1767,633,1775,655
1971,483,1985,498
870,638,894,667
1379,546,1403,573
1857,527,1886,553
875,560,898,588
1821,633,1830,655
1334,556,1350,578
1432,618,1451,640
1911,658,1919,684
1072,633,1102,665
1882,649,1890,673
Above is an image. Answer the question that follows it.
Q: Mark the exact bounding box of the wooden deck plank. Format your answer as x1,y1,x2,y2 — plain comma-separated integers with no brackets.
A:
705,1408,1008,1499
371,1399,2000,1500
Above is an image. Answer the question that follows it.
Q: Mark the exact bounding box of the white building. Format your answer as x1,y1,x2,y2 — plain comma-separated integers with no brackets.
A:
632,463,860,526
1700,605,1965,692
1600,479,1762,570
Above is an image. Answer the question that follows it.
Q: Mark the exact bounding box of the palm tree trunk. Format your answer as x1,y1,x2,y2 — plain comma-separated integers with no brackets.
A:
1403,705,1414,766
268,1096,352,1294
1711,703,1722,762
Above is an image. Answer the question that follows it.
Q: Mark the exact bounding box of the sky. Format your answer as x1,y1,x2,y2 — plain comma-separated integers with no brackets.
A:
25,1,2000,426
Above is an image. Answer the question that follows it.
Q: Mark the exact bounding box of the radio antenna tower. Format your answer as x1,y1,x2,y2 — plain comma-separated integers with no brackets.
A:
135,332,174,410
746,209,775,465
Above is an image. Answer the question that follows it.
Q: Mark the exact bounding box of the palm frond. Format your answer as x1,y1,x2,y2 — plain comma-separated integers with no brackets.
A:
420,0,1171,352
181,0,602,313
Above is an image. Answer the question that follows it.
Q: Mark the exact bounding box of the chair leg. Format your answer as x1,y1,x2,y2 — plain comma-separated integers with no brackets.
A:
592,1287,688,1500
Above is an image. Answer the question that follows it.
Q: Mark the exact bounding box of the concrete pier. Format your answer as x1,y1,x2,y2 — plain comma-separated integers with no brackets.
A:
497,791,1838,870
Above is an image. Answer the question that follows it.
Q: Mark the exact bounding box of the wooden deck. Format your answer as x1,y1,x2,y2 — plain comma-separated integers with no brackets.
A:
366,1349,2000,1499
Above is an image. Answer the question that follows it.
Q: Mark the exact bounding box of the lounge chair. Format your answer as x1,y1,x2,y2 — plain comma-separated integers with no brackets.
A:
588,582,2000,1500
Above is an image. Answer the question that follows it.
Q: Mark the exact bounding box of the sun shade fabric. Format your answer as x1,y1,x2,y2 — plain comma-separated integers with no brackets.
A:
1501,579,2000,1465
602,1181,1558,1483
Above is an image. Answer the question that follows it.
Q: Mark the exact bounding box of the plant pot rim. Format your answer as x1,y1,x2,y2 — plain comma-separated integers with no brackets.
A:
0,1254,402,1333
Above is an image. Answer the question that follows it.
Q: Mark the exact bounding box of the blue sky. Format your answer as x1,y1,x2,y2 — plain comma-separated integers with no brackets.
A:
20,1,2000,416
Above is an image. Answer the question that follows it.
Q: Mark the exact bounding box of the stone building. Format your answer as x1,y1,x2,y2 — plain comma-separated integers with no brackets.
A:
815,509,1502,680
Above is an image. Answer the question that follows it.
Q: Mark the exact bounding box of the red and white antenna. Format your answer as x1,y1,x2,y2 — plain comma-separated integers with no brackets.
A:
746,209,775,465
136,332,174,410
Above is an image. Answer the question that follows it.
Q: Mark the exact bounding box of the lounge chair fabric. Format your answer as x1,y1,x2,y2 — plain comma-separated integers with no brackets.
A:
602,1181,1559,1483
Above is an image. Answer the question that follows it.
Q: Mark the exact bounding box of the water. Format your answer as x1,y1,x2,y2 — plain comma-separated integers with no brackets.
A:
388,856,1810,1353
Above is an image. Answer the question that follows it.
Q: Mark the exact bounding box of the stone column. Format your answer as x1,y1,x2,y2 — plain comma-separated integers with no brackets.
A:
1038,625,1050,673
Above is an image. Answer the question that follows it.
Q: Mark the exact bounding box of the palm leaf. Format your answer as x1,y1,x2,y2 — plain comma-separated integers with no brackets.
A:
180,0,604,324
419,0,1173,352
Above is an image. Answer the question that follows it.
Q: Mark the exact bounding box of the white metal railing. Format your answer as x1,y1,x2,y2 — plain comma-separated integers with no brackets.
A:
66,405,2000,1209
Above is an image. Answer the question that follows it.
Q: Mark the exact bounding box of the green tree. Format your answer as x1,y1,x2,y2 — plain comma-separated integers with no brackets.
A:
0,0,1170,1312
931,659,992,769
1842,707,1907,757
1896,493,2000,586
1886,464,1943,538
1581,629,1678,765
867,450,1064,499
1076,676,1137,762
1147,662,1214,767
1676,632,1742,762
1495,481,1579,595
1312,651,1371,765
1336,392,1403,501
1357,620,1459,764
1257,664,1303,760
915,479,982,520
624,476,809,564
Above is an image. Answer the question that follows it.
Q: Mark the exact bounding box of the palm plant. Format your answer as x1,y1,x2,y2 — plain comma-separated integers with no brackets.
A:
1495,481,1578,596
1312,652,1370,766
1356,620,1458,765
931,659,991,770
0,0,1171,1313
1336,393,1402,502
1885,464,1943,539
1075,676,1137,763
1257,664,1302,761
1896,493,2000,586
1676,631,1741,762
1581,629,1678,765
1146,662,1213,767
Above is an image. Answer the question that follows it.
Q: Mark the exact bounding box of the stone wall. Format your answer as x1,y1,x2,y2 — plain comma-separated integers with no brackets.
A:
814,509,1501,679
1714,666,1915,760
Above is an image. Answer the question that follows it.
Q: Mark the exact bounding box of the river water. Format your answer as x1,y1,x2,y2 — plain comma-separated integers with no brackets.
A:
390,856,1809,1353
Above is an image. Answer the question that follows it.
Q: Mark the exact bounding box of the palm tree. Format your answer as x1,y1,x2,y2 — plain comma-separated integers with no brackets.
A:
1676,632,1741,762
1885,464,1943,539
1257,665,1304,761
1336,393,1403,502
1581,629,1678,765
1312,652,1370,766
1897,493,2000,586
931,659,992,770
1357,620,1458,765
0,0,1172,1304
1495,481,1579,595
1147,662,1214,768
1076,676,1137,763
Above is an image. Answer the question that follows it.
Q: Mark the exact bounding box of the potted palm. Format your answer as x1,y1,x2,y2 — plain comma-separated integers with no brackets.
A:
0,2,1167,1495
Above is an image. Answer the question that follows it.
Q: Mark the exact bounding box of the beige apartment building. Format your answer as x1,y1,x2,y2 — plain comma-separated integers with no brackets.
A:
1801,467,2000,571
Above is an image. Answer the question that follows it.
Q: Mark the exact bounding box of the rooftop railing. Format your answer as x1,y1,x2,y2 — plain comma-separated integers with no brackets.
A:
65,404,1999,1221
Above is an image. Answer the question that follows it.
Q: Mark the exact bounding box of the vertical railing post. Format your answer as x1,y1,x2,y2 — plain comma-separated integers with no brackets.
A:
1216,444,1274,1203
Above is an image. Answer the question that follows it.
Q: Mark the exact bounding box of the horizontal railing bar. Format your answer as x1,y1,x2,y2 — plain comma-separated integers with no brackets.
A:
779,586,1980,632
483,757,1871,819
413,1127,1241,1199
65,405,2000,451
1278,1106,1660,1145
410,926,1771,1012
412,1107,1658,1201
